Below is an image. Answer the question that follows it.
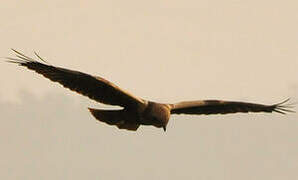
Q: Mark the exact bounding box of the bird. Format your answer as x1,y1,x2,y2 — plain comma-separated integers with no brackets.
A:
7,49,294,131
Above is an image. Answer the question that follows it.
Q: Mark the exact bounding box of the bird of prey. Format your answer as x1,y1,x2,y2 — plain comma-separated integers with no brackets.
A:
7,49,294,131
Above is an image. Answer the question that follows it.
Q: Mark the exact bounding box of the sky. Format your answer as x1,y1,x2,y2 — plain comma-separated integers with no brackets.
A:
1,0,298,179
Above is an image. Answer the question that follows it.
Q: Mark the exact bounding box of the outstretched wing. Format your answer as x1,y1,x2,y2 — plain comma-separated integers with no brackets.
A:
7,49,146,108
171,99,294,115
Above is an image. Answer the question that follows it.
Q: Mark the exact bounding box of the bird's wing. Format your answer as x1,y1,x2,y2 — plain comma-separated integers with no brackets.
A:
170,99,294,115
7,49,146,108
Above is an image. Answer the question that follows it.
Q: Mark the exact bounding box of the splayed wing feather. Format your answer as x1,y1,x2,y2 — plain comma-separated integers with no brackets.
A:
7,49,145,108
34,51,50,64
171,99,294,115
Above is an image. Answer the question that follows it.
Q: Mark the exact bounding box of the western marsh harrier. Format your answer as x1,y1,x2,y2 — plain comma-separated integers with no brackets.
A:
7,49,294,131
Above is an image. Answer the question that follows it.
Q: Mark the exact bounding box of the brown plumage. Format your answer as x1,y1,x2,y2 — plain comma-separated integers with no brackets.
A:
7,49,295,131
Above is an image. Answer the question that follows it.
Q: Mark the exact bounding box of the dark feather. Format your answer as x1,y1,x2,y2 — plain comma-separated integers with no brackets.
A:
171,99,294,115
7,49,146,109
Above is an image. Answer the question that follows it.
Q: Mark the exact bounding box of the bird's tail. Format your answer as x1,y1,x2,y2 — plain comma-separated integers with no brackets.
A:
88,108,140,131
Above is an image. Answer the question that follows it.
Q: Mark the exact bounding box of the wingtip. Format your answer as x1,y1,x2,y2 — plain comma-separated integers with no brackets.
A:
11,49,27,58
5,57,26,64
11,48,17,53
7,49,51,65
272,98,296,114
275,98,291,106
34,51,49,64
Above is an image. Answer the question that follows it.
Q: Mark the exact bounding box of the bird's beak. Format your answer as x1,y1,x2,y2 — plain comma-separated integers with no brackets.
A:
163,126,166,132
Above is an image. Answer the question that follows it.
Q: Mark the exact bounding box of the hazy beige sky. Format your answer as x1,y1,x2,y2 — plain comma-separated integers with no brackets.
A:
1,0,297,179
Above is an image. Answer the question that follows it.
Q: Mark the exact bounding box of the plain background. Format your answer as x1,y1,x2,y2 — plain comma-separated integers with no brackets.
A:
1,0,297,179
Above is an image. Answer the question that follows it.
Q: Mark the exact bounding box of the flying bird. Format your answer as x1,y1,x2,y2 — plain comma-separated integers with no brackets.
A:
7,49,294,131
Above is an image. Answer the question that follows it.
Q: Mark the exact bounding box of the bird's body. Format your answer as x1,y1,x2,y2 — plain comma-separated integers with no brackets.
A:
88,101,171,131
7,49,294,131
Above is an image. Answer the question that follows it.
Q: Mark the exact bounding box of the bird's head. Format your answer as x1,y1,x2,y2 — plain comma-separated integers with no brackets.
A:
146,102,171,132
